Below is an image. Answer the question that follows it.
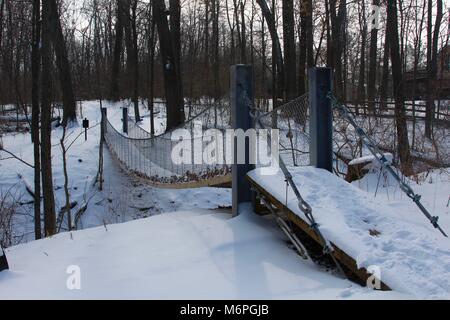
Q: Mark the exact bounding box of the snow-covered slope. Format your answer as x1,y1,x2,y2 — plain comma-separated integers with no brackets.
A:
0,207,407,300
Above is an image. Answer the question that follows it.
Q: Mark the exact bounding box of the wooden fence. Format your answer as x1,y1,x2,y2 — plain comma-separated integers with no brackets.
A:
344,100,450,127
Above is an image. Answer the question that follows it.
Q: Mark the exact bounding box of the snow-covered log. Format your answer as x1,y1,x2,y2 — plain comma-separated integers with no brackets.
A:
346,153,393,182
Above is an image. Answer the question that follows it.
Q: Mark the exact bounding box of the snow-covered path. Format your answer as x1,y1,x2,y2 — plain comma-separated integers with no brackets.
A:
0,207,408,300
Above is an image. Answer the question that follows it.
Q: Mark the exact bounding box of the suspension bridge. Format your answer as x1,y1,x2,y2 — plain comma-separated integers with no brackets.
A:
98,66,449,294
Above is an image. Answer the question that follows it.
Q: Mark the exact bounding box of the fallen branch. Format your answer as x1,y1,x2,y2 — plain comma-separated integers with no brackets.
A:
0,148,34,169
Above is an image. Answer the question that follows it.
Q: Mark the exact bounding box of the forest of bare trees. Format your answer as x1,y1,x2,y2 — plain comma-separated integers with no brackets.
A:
1,1,447,106
1,0,449,239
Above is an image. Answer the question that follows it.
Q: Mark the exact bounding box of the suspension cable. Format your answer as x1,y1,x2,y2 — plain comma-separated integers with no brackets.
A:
328,92,448,238
244,89,347,277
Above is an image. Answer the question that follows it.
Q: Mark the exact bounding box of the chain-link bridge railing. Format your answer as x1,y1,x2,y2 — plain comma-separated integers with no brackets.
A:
257,95,310,167
105,103,233,185
105,95,311,186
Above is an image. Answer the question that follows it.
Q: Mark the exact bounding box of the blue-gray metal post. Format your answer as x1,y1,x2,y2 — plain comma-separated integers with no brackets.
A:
122,107,128,135
309,67,333,172
0,246,8,272
231,65,255,217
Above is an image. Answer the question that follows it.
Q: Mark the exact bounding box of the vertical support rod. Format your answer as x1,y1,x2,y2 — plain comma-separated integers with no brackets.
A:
231,65,255,217
122,107,129,135
0,246,8,272
309,67,333,172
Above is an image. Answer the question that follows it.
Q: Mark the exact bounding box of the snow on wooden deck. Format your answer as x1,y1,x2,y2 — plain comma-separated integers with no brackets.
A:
248,167,450,299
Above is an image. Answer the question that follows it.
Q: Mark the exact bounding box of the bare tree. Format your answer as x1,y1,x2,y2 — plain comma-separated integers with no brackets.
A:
256,0,285,102
153,0,185,130
41,0,56,237
31,0,41,240
110,0,125,101
357,0,367,110
425,0,443,138
387,0,412,174
282,0,297,101
48,0,77,125
147,2,156,136
367,0,380,112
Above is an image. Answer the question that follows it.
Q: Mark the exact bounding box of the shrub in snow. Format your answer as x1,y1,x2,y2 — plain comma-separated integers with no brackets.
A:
0,246,8,272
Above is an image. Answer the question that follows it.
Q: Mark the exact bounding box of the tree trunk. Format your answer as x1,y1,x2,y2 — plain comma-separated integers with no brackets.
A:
147,4,156,136
153,0,184,130
329,0,346,100
425,0,443,138
0,0,5,105
31,0,42,240
367,0,380,112
305,0,314,68
425,0,433,138
298,1,307,96
130,0,141,122
212,0,220,103
240,1,247,64
59,126,72,231
41,0,57,237
379,24,390,109
261,11,268,106
110,0,124,101
169,0,184,116
256,0,285,102
282,0,297,101
387,0,412,175
48,0,77,126
357,1,367,109
325,0,333,67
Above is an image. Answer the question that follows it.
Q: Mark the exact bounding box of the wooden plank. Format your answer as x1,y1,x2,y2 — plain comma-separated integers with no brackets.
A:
152,174,232,189
132,170,231,189
247,174,391,291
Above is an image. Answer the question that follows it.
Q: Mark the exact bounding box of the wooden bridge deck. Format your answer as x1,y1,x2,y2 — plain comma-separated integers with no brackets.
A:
247,173,391,291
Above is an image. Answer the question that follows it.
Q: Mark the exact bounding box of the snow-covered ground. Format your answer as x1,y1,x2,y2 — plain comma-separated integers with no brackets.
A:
0,206,409,300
